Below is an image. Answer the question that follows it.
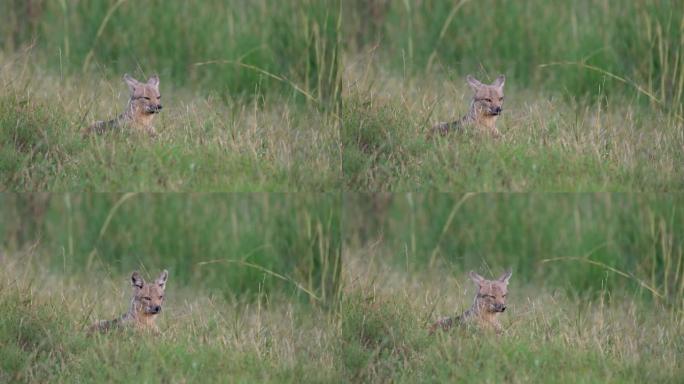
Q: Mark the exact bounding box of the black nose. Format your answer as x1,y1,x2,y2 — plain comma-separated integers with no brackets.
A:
152,306,161,313
494,106,502,113
157,104,163,110
501,305,506,312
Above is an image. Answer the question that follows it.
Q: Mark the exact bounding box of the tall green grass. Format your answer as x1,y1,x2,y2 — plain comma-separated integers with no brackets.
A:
344,193,684,305
0,258,342,383
341,192,684,381
1,193,341,303
341,63,684,191
0,60,341,191
340,0,684,192
339,257,683,383
2,0,342,105
344,0,684,114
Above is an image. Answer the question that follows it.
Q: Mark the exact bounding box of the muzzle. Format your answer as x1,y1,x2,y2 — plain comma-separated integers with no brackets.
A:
146,305,161,314
145,105,162,114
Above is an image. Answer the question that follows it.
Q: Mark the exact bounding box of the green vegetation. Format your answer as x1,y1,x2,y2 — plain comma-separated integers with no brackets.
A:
341,193,684,382
2,0,683,381
2,194,683,382
344,193,684,303
1,193,341,301
0,193,342,382
339,262,683,383
0,261,341,383
0,61,340,191
2,0,341,100
342,0,684,191
1,0,341,191
2,0,683,191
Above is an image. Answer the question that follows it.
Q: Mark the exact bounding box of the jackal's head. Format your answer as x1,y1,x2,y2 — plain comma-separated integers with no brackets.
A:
124,74,163,115
131,270,168,317
466,75,505,118
469,270,511,313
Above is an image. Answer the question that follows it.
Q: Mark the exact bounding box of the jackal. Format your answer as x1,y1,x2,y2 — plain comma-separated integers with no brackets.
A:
429,270,512,334
84,74,163,137
89,270,168,333
431,74,505,138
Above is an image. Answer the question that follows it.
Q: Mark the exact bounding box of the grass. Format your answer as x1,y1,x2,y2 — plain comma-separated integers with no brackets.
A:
342,64,684,191
341,0,684,191
343,0,684,107
2,193,683,382
1,193,342,302
2,1,683,381
0,0,342,192
3,0,683,191
3,0,341,100
0,193,343,382
0,257,342,383
338,192,684,382
343,193,684,304
0,57,340,191
339,256,683,383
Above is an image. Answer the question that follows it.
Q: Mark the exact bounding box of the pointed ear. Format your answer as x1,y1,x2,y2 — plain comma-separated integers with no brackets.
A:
498,269,512,285
492,74,505,90
155,269,168,290
469,271,484,286
466,75,484,91
131,271,145,289
147,74,160,89
123,74,140,93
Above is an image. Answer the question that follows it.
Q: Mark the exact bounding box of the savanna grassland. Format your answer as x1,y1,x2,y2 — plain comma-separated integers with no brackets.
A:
1,1,341,191
0,194,343,382
4,1,683,193
2,1,684,383
341,193,684,382
342,0,684,191
3,193,682,383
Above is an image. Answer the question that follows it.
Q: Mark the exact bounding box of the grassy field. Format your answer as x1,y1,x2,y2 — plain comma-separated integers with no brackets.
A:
1,193,683,382
0,61,340,191
2,1,683,382
0,257,342,383
5,254,681,383
1,0,341,191
0,193,342,382
341,193,684,382
340,256,683,383
1,194,341,301
3,1,683,192
342,69,683,191
342,0,684,191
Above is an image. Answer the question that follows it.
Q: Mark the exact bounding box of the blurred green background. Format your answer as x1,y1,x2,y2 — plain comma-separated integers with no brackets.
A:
344,193,684,304
3,0,682,106
2,0,341,103
1,193,341,303
344,0,683,109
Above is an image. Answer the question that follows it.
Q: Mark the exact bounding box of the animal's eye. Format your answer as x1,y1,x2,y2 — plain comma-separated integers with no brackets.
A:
159,296,164,300
499,97,504,101
143,297,151,301
484,98,492,102
143,96,151,100
158,95,162,99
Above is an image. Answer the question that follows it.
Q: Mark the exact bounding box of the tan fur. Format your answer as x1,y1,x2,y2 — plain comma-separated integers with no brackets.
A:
83,74,163,137
429,270,512,335
430,74,505,138
89,270,168,334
